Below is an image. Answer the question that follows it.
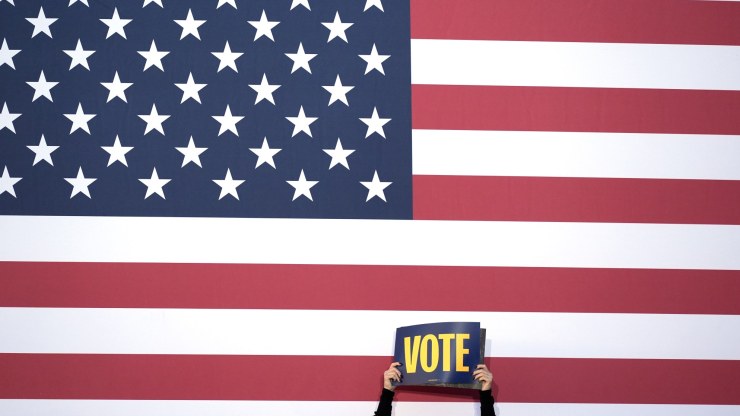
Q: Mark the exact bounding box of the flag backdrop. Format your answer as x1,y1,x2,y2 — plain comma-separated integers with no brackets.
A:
2,0,740,415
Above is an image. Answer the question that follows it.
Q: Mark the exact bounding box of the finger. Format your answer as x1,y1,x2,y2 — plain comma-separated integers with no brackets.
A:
391,362,402,368
392,368,402,377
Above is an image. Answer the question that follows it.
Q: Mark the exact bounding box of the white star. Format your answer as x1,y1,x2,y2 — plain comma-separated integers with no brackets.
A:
212,41,242,73
0,102,20,133
364,0,384,12
249,137,281,169
27,7,57,38
323,138,355,170
101,71,133,103
100,8,131,39
248,10,279,41
291,0,310,10
175,72,206,104
286,106,317,138
1,0,15,5
175,136,207,167
213,105,244,137
360,107,390,138
27,135,59,166
27,70,58,102
322,12,353,43
65,167,97,199
322,75,354,106
0,166,21,198
0,39,20,69
138,104,170,135
64,103,96,134
286,170,318,201
217,0,237,9
285,42,316,74
360,170,391,202
143,0,163,7
69,0,89,6
213,169,244,200
101,135,133,167
138,40,169,72
139,168,171,199
249,74,280,105
175,9,206,40
359,43,390,75
64,39,95,70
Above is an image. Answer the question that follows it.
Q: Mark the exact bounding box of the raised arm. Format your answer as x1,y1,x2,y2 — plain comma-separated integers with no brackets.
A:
473,364,496,416
374,362,402,416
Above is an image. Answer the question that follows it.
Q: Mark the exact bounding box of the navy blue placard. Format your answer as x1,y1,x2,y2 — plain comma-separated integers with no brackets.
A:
393,322,484,388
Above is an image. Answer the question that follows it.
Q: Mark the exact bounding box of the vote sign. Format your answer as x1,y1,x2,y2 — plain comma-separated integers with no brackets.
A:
393,322,485,388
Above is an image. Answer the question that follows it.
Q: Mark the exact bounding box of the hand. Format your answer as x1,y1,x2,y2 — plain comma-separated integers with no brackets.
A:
473,364,493,391
383,362,402,391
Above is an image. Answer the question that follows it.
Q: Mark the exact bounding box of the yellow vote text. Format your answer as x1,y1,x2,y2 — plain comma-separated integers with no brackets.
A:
404,333,471,373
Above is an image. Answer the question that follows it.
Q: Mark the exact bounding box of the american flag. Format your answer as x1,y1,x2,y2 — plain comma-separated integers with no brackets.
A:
1,0,740,415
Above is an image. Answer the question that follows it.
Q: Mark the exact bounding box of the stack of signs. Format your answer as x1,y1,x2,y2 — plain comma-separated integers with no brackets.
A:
392,322,486,389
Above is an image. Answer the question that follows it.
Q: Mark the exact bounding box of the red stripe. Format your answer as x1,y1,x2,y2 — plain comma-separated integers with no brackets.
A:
411,0,740,45
412,85,740,135
414,175,740,225
2,262,740,314
1,354,738,404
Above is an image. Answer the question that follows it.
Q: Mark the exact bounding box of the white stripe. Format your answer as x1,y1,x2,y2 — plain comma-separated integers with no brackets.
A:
411,39,740,91
412,129,740,180
2,308,738,359
2,400,740,416
2,216,739,270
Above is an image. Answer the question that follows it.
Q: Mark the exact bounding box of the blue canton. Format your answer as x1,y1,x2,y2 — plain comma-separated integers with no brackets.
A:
0,0,411,219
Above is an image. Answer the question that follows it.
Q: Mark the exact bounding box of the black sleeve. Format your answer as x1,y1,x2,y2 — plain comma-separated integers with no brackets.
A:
374,388,395,416
480,389,496,416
